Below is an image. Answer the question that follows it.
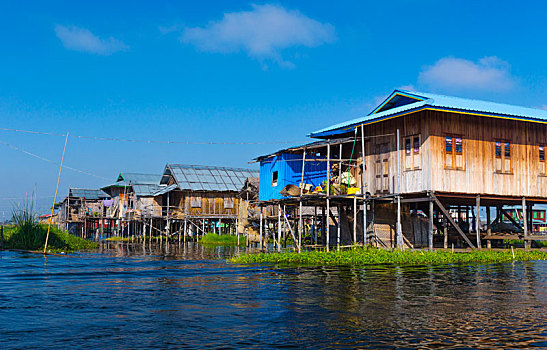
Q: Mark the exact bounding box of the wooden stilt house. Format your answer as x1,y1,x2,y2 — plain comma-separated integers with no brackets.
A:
159,164,259,237
58,188,110,237
257,89,547,250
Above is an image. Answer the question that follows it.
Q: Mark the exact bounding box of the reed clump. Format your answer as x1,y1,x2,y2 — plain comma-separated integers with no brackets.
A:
199,233,244,246
2,202,97,252
229,247,547,266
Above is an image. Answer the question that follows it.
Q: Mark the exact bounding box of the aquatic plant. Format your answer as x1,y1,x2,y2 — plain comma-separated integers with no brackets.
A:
3,202,97,252
229,247,547,267
199,233,244,246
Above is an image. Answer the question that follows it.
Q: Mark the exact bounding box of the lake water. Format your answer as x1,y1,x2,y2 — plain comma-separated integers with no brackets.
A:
1,242,546,349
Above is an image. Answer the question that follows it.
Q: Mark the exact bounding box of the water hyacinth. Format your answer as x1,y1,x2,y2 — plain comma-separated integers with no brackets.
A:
199,233,245,246
229,247,547,267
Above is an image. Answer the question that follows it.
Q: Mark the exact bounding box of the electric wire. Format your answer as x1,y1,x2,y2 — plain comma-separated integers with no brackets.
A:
0,127,305,145
0,139,111,181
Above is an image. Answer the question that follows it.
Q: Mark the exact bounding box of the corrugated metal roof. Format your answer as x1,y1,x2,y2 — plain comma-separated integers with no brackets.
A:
310,90,547,138
152,184,178,196
69,188,110,200
254,137,355,162
101,172,163,196
132,184,163,196
117,173,162,185
163,164,259,192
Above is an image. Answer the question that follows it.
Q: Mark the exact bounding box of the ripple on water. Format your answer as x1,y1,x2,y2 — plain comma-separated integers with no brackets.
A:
0,243,545,349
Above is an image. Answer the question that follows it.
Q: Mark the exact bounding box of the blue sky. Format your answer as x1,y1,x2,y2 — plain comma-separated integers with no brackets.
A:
0,0,546,214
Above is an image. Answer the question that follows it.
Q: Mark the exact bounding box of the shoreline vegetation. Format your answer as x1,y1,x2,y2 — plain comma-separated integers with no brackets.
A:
2,202,97,253
2,224,97,253
228,247,547,267
199,233,245,246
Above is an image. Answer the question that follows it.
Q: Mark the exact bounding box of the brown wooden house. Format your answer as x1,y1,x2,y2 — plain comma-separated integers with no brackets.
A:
258,90,547,250
159,164,258,237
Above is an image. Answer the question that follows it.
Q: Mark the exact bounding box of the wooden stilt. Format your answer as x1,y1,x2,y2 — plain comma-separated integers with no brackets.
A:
298,200,303,253
443,215,448,249
277,204,282,252
353,195,357,245
337,204,341,250
360,125,367,246
428,198,434,250
486,206,491,249
396,129,402,249
259,207,263,250
476,195,481,249
431,194,475,249
326,142,331,252
522,197,529,249
321,205,326,247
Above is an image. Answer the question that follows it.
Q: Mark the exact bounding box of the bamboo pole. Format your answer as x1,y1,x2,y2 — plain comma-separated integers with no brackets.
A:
353,195,357,244
396,129,403,249
44,132,69,254
259,208,263,250
360,125,367,245
522,197,529,249
298,201,302,253
277,204,281,252
326,142,331,252
476,195,481,249
428,199,434,250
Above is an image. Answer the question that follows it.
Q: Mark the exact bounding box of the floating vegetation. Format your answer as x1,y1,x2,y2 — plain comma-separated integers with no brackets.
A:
199,233,244,246
229,247,547,266
2,201,97,253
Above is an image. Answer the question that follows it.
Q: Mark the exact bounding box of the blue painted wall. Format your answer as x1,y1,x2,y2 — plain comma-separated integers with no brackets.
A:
259,153,329,201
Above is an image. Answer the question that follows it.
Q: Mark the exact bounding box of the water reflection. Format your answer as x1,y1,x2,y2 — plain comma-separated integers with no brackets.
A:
0,244,545,349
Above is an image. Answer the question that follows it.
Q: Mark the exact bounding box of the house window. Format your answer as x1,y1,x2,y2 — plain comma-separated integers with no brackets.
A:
404,135,421,170
494,140,512,174
272,171,278,187
540,145,545,175
224,198,234,209
444,135,464,170
190,196,201,208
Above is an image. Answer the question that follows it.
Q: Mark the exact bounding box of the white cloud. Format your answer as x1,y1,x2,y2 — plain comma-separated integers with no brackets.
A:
540,105,547,111
55,25,128,55
180,4,336,67
397,84,416,91
418,56,515,92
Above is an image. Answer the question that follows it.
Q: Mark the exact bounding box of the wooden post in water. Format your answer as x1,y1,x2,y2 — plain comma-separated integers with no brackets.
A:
277,204,282,252
360,125,367,246
396,129,402,249
522,197,529,249
314,206,318,245
476,195,481,249
44,132,69,254
326,142,331,252
353,195,357,245
259,207,263,250
298,201,303,253
428,198,434,250
486,206,491,249
321,205,325,247
443,215,448,249
337,204,341,250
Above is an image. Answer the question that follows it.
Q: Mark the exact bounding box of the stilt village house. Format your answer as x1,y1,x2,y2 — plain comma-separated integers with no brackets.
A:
257,90,547,250
59,165,259,239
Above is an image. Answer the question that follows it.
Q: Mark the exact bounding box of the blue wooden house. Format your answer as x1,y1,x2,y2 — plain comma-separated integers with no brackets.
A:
256,142,333,201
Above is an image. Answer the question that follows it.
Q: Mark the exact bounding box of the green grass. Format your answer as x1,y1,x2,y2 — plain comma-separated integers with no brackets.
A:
199,233,244,246
2,200,97,253
3,224,98,253
228,247,547,267
503,239,547,248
